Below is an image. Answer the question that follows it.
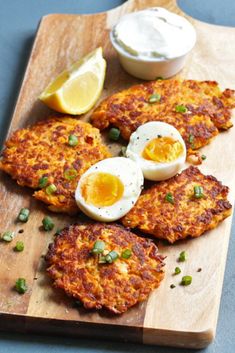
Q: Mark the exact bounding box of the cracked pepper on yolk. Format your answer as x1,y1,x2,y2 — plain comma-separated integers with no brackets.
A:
81,172,124,207
142,136,184,163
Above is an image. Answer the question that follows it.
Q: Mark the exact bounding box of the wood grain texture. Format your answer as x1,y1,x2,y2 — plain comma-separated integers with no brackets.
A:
0,0,235,348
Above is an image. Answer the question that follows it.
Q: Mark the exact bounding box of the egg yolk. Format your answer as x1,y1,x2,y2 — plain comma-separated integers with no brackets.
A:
81,172,124,207
142,136,184,162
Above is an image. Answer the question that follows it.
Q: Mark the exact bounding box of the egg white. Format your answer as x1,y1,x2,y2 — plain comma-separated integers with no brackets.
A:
126,121,186,181
75,157,144,222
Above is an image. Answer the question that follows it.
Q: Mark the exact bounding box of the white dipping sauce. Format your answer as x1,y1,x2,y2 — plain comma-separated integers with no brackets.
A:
113,7,196,60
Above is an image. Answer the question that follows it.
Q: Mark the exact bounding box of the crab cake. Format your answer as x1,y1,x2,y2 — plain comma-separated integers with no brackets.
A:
0,117,110,214
91,79,235,151
122,166,232,243
46,223,165,314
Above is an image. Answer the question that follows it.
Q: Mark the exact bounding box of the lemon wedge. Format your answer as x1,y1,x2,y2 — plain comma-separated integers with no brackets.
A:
39,47,106,115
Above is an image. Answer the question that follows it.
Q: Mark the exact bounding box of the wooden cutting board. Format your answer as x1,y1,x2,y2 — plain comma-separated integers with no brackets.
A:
0,0,235,348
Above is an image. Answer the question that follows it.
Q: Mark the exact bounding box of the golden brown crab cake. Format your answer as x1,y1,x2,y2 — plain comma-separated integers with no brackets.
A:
46,223,165,314
91,79,234,151
0,117,111,214
122,166,232,243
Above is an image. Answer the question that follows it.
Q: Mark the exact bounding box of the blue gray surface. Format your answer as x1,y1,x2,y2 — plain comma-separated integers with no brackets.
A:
178,0,235,27
0,1,234,352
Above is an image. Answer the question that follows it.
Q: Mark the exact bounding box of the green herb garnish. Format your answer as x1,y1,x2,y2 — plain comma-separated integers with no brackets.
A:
92,240,105,254
179,251,187,262
39,176,48,188
45,184,57,195
201,154,207,160
42,216,55,231
193,185,204,199
108,128,120,141
15,278,27,294
174,267,181,275
1,231,15,242
18,208,30,223
175,105,188,113
98,255,107,264
165,192,174,204
64,168,78,180
148,93,161,103
68,135,78,147
105,250,119,263
188,134,195,145
121,249,132,259
181,275,192,286
14,241,24,252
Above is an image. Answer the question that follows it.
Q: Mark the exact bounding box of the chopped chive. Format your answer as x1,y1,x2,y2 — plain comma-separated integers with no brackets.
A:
64,168,78,180
155,76,164,80
201,154,207,160
98,254,107,264
14,241,24,252
42,216,54,231
175,105,188,113
92,240,105,254
165,192,174,204
68,134,78,147
18,208,30,223
148,93,161,103
39,176,48,188
1,231,15,242
193,185,204,199
181,275,192,286
15,278,27,294
179,251,187,262
170,284,176,289
109,128,120,141
174,267,181,275
188,134,195,145
45,184,57,195
121,249,132,259
105,250,119,263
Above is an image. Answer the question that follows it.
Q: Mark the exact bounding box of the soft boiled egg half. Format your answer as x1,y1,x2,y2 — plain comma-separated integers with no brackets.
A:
126,121,186,181
75,157,144,222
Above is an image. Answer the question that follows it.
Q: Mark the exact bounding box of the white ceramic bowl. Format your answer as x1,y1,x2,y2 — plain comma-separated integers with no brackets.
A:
110,8,196,80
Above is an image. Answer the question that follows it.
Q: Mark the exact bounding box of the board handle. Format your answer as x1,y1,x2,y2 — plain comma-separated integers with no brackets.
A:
118,0,182,16
105,0,186,30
